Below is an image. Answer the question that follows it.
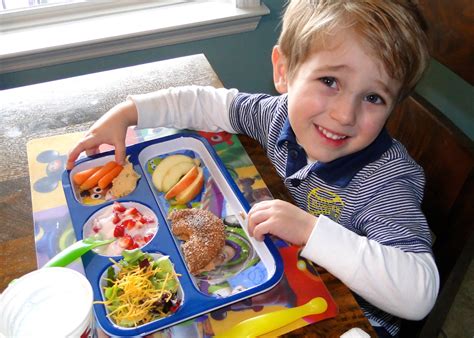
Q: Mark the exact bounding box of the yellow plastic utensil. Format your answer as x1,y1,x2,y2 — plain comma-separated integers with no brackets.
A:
214,297,328,338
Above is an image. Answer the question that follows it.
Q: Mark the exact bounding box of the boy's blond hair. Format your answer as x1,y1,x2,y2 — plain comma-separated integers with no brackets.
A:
278,0,430,100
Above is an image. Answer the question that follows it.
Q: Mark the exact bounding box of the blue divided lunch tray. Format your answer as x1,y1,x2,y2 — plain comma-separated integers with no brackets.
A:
61,133,284,336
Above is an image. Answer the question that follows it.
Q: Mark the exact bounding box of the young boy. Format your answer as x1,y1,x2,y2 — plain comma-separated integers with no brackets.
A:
67,1,439,336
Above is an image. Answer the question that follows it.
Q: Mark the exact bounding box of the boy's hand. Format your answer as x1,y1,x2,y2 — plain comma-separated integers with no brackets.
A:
247,199,317,246
66,100,138,170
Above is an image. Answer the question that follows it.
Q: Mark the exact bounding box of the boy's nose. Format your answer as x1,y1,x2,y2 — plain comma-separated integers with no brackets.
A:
329,97,357,126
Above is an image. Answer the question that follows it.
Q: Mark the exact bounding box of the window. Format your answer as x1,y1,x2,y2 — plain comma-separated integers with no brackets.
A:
0,0,269,73
1,0,80,11
1,1,187,29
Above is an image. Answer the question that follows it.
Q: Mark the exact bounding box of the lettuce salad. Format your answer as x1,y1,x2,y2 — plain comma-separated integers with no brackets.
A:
100,250,181,327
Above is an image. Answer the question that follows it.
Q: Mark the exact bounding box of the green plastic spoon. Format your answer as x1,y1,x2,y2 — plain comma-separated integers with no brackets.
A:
42,237,115,268
7,237,114,286
214,297,328,338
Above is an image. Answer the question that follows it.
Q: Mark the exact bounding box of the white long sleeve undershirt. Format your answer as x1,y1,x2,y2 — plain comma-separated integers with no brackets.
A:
301,215,439,320
129,85,238,133
129,85,439,321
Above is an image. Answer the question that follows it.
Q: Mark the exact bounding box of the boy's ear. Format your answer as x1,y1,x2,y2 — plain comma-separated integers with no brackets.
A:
272,45,288,94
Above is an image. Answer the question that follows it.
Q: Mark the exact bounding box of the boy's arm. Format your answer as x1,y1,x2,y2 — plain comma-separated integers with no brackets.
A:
67,100,138,169
67,86,238,169
301,216,439,321
228,93,284,149
128,85,239,132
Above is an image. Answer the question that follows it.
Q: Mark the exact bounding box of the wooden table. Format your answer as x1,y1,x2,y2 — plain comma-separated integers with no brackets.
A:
0,54,375,337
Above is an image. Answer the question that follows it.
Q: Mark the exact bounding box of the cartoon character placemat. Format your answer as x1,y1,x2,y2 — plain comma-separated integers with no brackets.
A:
26,127,338,337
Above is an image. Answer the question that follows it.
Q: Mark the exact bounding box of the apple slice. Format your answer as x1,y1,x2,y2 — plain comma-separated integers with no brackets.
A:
152,154,194,191
165,166,199,199
171,167,204,205
161,161,196,193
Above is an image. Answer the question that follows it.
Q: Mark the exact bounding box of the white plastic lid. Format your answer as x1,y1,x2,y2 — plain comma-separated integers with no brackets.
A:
0,267,93,337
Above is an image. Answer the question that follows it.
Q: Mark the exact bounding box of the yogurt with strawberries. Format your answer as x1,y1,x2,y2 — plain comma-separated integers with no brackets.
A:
83,202,158,256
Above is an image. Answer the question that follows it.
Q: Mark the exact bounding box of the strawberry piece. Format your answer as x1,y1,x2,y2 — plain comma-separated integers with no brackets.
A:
113,224,125,237
118,234,133,249
92,224,102,233
112,213,121,224
140,216,153,224
135,221,144,229
125,207,141,217
144,233,154,243
113,202,126,213
122,219,136,229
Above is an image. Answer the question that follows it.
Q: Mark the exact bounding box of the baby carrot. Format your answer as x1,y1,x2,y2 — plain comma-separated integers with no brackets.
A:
73,166,101,186
98,164,123,189
80,161,119,191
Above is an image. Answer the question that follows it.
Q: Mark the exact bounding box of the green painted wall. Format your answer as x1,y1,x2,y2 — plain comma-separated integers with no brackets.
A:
1,1,472,140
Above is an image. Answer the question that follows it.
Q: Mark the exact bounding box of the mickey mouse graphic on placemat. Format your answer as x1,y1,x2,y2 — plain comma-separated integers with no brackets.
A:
33,150,67,193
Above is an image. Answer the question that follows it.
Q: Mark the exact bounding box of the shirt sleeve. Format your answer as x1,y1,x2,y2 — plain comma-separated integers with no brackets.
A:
352,157,433,254
128,85,239,132
301,215,439,320
229,93,286,149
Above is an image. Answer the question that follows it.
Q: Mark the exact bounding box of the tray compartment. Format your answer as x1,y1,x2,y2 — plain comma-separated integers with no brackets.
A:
82,201,158,256
68,155,141,206
138,135,277,297
97,251,184,331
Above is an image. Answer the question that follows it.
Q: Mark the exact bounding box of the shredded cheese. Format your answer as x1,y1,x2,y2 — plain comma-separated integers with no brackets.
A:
96,258,180,327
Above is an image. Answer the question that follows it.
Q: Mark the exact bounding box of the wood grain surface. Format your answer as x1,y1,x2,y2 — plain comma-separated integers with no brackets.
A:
0,54,375,337
419,0,474,84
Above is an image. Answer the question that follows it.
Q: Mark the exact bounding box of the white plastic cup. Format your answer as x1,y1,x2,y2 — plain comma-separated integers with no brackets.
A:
0,267,95,337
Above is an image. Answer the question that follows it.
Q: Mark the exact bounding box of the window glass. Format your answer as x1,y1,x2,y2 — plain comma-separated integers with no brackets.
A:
0,0,188,30
1,0,83,11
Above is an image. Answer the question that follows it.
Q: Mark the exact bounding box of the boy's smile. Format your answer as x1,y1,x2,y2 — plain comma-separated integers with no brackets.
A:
272,30,401,163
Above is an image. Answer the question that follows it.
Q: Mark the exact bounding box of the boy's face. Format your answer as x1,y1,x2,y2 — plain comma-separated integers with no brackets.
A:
272,31,401,163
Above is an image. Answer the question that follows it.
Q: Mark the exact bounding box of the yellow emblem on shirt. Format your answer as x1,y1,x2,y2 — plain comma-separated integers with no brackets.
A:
307,187,344,222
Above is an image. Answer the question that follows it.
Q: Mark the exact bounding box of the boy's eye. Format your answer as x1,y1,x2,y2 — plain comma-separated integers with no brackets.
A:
364,94,385,105
319,77,337,88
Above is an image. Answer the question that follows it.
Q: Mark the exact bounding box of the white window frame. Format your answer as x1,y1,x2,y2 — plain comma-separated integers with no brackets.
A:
0,0,269,74
1,1,189,30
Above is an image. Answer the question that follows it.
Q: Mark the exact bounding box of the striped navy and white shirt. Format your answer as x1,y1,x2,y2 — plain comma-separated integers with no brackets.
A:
132,86,439,337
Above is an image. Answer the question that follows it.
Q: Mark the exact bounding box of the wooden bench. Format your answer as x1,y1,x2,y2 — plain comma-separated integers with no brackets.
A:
386,92,474,337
